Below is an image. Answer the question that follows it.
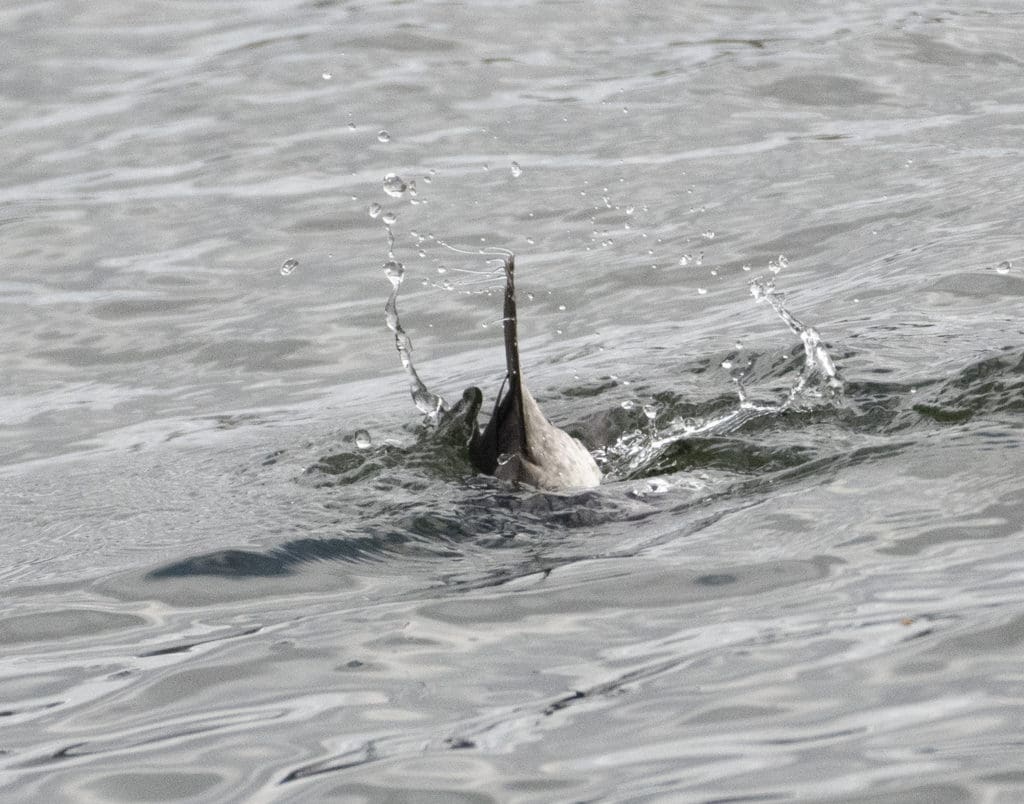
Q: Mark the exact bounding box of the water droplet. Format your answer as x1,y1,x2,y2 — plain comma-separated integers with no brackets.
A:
621,400,636,411
734,340,743,350
383,173,407,197
778,254,789,268
511,161,522,177
642,404,658,421
436,266,447,274
496,452,513,466
626,205,635,215
741,264,751,272
526,237,535,245
997,260,1012,274
721,359,733,369
322,72,333,80
354,429,371,449
347,122,356,131
367,202,382,219
697,287,707,295
280,258,298,276
383,260,405,287
377,130,391,143
422,174,432,184
558,304,566,311
382,211,397,225
679,254,691,266
702,230,715,240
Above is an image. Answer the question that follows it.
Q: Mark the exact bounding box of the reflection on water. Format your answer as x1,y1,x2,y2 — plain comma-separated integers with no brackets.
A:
4,0,1024,801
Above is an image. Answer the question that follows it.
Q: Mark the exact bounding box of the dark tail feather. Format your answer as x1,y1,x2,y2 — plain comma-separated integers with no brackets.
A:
468,254,528,473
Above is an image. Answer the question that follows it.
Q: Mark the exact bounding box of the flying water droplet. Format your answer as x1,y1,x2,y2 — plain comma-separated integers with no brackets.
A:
383,260,405,288
347,122,356,131
621,400,636,411
702,230,716,240
280,258,298,276
679,254,691,266
697,287,708,295
354,429,372,449
510,161,522,177
643,404,658,421
382,173,407,197
367,202,383,219
322,72,333,80
997,260,1012,274
377,130,391,143
382,211,397,225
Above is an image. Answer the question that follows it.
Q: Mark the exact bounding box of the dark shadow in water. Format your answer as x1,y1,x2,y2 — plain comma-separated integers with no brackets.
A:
147,533,420,579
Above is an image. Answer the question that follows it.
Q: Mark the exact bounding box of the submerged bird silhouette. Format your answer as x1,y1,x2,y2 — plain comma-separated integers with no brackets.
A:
386,253,601,491
464,256,602,490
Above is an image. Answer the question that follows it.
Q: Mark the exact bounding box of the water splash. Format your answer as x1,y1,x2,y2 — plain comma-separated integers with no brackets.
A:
382,173,407,198
749,274,843,405
599,273,845,480
383,260,447,424
279,258,299,276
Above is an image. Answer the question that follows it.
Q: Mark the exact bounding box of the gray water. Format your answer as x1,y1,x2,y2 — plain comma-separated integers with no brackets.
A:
3,1,1024,801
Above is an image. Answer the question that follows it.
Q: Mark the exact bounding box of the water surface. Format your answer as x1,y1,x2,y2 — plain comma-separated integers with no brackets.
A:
3,1,1024,801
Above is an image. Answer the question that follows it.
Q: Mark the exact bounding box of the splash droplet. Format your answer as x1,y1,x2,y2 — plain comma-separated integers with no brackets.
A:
377,130,391,143
702,230,715,240
383,260,405,288
322,72,333,80
354,429,371,449
367,202,383,219
510,161,522,177
347,122,356,131
679,254,691,266
697,287,708,295
382,211,397,225
383,173,407,197
280,258,298,276
643,404,658,421
997,260,1012,274
621,400,636,411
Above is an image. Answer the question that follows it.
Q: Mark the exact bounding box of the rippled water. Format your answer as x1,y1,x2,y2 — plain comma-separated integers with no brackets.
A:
4,1,1024,801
